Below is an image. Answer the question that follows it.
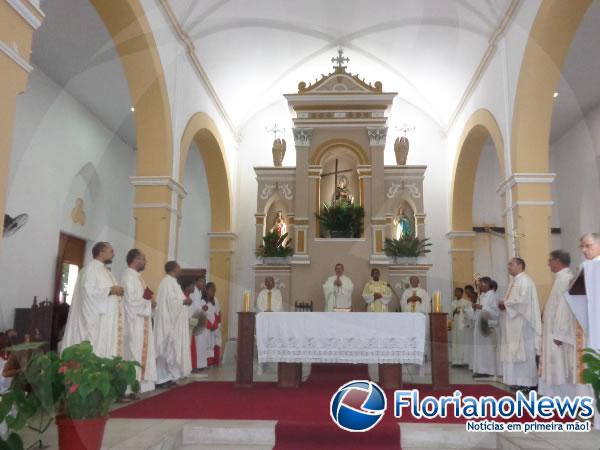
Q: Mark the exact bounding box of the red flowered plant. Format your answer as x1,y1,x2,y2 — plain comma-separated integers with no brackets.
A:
0,341,139,449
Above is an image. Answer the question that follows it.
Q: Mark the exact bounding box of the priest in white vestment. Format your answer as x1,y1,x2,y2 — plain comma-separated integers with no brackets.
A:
451,287,473,366
463,285,477,369
154,261,191,384
499,258,542,390
189,276,209,371
121,249,157,393
362,268,392,312
323,263,354,311
472,277,500,377
400,276,430,314
539,250,577,397
257,276,283,312
61,242,124,358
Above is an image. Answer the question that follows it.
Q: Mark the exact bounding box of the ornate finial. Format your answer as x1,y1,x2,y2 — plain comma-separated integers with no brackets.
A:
265,123,284,140
331,47,349,72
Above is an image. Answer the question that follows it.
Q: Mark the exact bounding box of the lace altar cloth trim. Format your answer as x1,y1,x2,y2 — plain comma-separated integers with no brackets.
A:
256,312,425,364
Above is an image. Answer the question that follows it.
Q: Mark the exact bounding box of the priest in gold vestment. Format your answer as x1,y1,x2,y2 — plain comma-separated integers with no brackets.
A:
362,268,392,312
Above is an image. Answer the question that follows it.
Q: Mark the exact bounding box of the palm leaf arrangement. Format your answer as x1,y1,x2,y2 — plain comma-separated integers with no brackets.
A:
255,230,294,258
316,200,364,238
582,348,600,407
384,236,432,258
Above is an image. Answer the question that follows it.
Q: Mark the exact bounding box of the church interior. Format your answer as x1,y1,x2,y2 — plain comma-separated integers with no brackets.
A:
1,0,600,449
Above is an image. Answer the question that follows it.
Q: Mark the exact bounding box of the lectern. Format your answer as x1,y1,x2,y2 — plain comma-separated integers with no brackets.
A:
236,312,255,387
429,312,450,390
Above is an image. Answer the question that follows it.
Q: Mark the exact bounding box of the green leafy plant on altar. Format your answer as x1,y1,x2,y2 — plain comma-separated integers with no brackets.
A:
384,236,432,258
255,230,294,258
316,200,364,238
0,341,139,449
582,348,600,407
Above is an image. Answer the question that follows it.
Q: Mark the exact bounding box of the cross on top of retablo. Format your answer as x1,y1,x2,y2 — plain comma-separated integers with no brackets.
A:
331,48,349,71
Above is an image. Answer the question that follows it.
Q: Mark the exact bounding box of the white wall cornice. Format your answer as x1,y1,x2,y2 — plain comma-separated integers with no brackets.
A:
502,200,554,216
208,232,237,240
0,40,33,73
129,175,188,198
446,231,476,239
496,172,556,194
7,0,44,30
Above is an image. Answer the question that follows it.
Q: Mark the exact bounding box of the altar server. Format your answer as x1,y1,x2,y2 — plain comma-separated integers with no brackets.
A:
472,277,500,377
450,287,473,366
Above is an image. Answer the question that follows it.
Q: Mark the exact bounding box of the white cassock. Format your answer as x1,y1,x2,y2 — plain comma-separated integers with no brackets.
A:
495,292,504,375
323,275,354,311
450,297,473,365
400,287,431,366
154,275,191,383
205,297,222,365
189,287,209,370
539,267,582,397
61,259,124,358
472,290,500,376
500,272,542,387
256,288,283,312
565,256,600,430
121,268,157,392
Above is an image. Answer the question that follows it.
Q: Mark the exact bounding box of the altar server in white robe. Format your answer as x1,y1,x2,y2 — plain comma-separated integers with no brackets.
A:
61,242,124,357
539,250,577,397
203,282,223,366
451,287,473,366
154,261,191,384
362,268,392,312
490,280,503,375
323,263,354,311
257,276,283,312
122,249,157,393
499,258,542,390
472,277,500,377
189,275,209,371
567,233,600,429
463,285,477,369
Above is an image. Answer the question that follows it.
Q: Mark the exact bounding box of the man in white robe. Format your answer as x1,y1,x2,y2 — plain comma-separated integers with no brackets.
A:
204,282,223,366
499,258,542,391
400,276,431,314
451,287,473,366
323,263,354,311
189,276,209,371
154,261,191,385
472,277,500,378
362,268,392,312
257,276,283,312
121,249,157,393
463,285,477,369
539,250,577,397
61,242,124,358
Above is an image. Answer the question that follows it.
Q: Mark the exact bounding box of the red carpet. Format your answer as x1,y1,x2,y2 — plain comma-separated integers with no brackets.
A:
110,364,557,449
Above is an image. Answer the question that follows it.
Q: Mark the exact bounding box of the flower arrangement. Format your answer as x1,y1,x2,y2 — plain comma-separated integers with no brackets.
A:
384,236,432,258
255,230,294,258
0,341,139,449
316,200,364,238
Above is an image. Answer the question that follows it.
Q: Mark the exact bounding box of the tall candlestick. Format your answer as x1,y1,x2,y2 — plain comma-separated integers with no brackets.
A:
243,290,251,312
432,291,442,313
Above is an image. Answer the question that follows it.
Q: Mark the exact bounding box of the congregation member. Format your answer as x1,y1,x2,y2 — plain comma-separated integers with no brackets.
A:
256,276,283,312
61,242,124,357
539,250,578,397
450,287,473,366
121,249,157,394
499,258,542,393
323,263,354,311
189,276,209,371
472,277,500,378
154,261,192,386
203,282,223,366
362,268,392,312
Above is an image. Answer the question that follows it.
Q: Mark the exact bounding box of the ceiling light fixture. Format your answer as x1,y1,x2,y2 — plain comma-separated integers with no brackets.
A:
130,107,135,112
553,92,559,98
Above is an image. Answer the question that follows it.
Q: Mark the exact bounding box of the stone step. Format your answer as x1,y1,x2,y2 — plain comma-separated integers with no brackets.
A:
180,420,276,448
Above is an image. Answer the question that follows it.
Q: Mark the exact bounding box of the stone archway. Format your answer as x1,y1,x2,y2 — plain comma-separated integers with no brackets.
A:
179,112,234,345
449,109,504,289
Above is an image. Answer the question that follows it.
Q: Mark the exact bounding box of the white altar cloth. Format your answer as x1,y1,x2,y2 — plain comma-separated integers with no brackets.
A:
256,312,425,364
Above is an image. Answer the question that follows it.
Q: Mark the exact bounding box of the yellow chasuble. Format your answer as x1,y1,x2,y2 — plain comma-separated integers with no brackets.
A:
362,280,393,312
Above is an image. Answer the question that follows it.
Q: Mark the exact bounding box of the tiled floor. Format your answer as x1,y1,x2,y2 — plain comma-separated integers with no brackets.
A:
18,361,600,450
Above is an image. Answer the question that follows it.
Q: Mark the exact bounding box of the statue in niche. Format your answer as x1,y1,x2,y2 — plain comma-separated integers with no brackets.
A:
394,207,413,240
270,211,287,238
332,175,354,204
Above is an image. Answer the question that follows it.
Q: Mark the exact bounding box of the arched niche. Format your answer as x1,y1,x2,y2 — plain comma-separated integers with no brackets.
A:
318,146,361,206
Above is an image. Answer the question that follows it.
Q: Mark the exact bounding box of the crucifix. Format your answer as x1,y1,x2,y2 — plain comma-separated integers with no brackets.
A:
321,159,354,202
331,48,349,71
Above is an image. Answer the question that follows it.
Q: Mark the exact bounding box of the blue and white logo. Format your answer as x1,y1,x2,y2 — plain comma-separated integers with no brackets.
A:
330,380,387,432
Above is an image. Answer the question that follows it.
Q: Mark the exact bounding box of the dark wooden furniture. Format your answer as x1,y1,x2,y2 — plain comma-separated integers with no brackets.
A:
429,312,450,390
235,312,256,387
278,363,302,388
379,363,403,389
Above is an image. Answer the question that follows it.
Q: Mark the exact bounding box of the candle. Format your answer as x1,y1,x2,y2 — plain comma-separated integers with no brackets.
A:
432,291,442,313
243,291,251,312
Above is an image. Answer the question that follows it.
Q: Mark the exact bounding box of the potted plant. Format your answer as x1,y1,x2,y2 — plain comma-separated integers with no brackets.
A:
256,230,293,264
0,341,139,450
582,348,600,409
384,235,432,264
316,200,364,238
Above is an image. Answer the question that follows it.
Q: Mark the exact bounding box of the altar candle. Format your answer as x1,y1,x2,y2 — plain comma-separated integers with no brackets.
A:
243,291,251,312
432,291,441,313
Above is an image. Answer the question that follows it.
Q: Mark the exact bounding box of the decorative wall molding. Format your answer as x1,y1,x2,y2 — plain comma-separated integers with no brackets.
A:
7,0,44,29
367,126,387,146
448,248,474,253
293,128,313,147
386,182,421,199
445,231,476,239
503,200,554,215
497,172,556,194
259,183,294,200
130,175,188,198
0,40,33,73
208,232,237,240
133,202,178,214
